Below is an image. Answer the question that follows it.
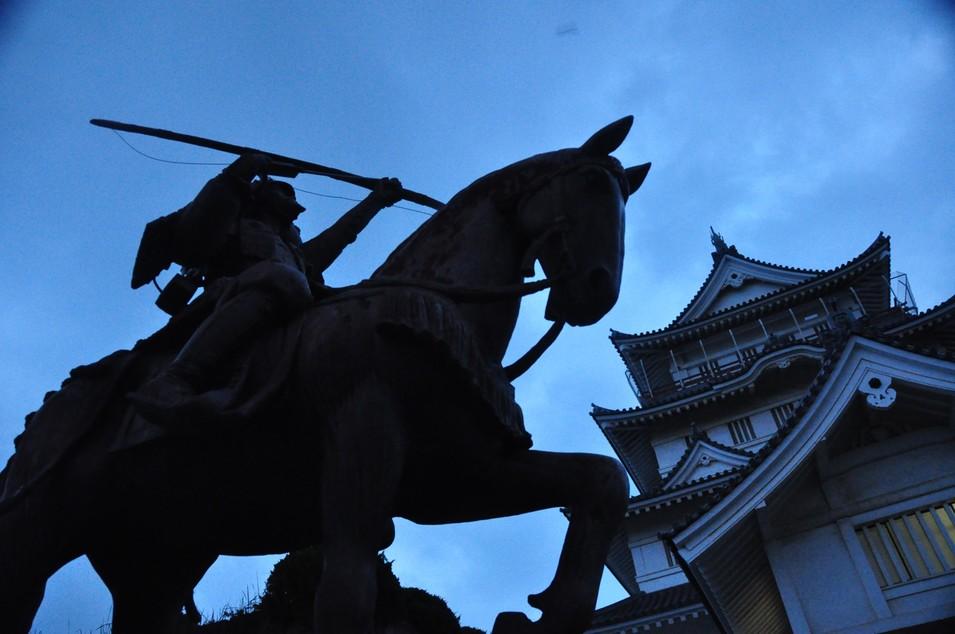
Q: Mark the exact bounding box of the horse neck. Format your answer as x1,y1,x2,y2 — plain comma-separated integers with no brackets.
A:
374,197,526,363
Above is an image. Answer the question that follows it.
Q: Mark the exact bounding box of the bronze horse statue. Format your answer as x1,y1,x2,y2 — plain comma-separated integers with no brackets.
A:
0,117,649,633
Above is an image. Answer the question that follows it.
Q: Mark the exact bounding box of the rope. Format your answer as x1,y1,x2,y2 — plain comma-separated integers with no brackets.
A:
109,131,434,216
292,186,433,216
111,130,228,166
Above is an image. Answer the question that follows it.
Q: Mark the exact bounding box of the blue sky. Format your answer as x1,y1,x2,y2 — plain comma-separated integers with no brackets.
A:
1,2,953,632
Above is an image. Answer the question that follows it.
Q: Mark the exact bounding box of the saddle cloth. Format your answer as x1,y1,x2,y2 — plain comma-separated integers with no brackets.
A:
0,286,529,512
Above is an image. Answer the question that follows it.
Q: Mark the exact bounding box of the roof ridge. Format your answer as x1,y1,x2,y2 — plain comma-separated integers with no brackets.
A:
612,233,889,343
886,292,955,337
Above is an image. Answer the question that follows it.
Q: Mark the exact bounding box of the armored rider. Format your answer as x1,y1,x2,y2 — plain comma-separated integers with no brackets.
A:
129,153,402,420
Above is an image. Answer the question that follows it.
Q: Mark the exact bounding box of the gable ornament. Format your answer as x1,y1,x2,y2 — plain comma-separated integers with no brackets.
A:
858,372,897,409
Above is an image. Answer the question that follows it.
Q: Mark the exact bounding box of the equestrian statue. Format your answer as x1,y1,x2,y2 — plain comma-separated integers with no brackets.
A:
0,116,650,634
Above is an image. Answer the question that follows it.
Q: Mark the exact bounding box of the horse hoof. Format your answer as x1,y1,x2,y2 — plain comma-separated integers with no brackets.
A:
492,611,534,634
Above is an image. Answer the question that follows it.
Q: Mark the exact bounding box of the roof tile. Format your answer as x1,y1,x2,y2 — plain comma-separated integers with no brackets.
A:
590,583,704,628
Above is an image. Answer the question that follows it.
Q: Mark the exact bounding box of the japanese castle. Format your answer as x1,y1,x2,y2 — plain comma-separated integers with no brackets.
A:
587,231,955,633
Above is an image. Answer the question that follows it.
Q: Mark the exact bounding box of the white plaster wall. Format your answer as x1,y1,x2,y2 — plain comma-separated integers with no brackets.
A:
707,280,782,315
767,524,878,632
765,430,955,632
654,436,689,474
821,432,955,510
750,409,778,439
633,540,684,591
705,424,734,447
626,507,694,592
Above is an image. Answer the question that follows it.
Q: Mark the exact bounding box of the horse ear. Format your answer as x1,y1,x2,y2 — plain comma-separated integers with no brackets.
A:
581,115,634,156
625,162,651,195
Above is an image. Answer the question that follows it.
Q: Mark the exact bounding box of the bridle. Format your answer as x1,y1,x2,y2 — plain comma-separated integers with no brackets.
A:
330,161,625,381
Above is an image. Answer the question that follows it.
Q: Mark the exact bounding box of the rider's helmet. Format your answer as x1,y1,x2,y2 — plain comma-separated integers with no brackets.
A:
252,177,306,222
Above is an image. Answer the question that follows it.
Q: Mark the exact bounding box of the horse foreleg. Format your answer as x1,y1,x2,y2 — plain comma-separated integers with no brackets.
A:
0,514,49,634
89,549,216,634
0,491,85,634
315,377,404,634
514,453,629,634
400,450,628,634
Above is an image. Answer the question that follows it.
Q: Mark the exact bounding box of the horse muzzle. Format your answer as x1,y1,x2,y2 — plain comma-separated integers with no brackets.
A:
545,263,621,326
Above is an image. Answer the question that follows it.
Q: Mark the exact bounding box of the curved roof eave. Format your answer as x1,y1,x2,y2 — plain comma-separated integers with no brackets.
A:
625,471,740,516
611,233,889,349
592,344,826,425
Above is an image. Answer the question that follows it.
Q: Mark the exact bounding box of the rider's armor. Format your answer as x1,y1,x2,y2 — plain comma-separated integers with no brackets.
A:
128,159,399,425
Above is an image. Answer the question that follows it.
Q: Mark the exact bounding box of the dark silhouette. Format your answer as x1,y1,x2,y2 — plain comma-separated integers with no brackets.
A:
0,117,649,634
127,152,401,425
198,546,483,633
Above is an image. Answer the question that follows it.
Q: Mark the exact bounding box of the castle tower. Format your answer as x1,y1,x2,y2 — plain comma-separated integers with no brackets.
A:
588,233,955,633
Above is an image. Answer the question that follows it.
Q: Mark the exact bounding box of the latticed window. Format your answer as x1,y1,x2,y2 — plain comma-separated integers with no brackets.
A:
855,500,955,588
728,417,756,445
771,402,797,429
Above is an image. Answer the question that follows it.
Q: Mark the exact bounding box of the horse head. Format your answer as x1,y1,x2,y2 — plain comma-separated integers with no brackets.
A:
515,116,650,326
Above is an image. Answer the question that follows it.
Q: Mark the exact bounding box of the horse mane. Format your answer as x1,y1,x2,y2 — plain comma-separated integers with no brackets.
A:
374,147,625,278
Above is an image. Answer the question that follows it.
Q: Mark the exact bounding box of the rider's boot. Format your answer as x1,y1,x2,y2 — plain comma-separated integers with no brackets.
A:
129,289,275,425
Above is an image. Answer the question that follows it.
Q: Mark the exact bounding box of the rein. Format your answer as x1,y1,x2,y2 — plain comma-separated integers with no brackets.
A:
312,164,606,381
316,274,566,382
350,276,554,303
503,319,565,381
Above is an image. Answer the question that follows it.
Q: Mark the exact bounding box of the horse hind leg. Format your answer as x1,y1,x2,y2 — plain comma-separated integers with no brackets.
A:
314,376,404,633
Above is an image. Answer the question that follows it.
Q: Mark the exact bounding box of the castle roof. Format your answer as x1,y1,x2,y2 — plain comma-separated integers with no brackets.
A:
610,233,890,350
885,292,955,342
593,341,825,425
658,436,751,492
589,583,706,632
659,332,955,633
669,331,955,553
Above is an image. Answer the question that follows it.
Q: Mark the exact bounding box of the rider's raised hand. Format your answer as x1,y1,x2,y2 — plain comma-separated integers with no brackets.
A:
224,153,272,182
371,177,404,207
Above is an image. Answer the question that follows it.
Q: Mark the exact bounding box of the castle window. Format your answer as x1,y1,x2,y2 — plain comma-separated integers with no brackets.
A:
811,322,832,340
855,500,955,588
771,402,797,429
728,417,756,445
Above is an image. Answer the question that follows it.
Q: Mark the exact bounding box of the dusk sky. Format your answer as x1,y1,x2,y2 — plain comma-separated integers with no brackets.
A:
1,2,953,632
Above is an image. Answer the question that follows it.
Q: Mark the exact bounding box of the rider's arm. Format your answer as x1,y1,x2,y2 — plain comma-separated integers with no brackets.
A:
301,178,402,274
172,155,267,266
